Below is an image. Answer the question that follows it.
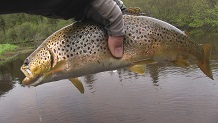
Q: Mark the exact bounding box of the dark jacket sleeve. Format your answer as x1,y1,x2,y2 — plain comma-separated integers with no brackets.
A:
0,0,125,36
0,0,92,19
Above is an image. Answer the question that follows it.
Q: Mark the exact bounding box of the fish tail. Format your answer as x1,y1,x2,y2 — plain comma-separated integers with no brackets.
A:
197,44,214,80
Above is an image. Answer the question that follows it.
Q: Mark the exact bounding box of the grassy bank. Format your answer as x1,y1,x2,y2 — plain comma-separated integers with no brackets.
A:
0,44,17,56
0,44,34,64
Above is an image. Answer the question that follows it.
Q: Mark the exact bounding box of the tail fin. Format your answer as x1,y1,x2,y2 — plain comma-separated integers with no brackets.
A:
197,44,214,80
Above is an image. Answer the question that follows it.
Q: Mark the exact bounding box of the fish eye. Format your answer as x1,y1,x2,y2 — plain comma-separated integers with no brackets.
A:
24,58,29,66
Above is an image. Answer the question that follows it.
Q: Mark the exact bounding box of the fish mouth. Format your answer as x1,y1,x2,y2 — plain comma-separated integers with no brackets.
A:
25,68,33,78
21,66,33,79
21,66,41,86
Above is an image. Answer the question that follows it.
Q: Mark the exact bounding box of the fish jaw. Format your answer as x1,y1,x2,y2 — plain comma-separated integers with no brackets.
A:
21,65,34,79
22,76,42,86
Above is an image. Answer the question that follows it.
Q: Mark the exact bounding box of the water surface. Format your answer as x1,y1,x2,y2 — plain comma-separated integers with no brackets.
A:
0,36,218,123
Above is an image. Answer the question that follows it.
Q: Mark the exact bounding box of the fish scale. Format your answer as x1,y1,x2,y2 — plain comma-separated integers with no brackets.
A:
21,15,213,86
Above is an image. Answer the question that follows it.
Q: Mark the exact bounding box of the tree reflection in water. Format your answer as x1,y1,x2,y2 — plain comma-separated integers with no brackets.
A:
0,53,29,97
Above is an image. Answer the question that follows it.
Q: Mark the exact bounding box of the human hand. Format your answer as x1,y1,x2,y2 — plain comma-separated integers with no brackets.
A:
108,36,124,58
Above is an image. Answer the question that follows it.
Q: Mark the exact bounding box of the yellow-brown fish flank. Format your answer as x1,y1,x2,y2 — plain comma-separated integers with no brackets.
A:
21,15,213,86
46,23,108,61
123,15,205,62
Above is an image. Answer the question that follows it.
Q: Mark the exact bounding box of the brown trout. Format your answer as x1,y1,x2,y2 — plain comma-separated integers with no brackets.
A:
21,15,213,89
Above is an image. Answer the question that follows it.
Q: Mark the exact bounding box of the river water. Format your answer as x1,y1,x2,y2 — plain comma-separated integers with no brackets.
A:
0,35,218,123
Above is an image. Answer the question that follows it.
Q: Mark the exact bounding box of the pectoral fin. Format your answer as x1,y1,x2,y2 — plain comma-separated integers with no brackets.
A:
69,78,84,94
173,57,190,67
48,60,67,74
128,64,146,74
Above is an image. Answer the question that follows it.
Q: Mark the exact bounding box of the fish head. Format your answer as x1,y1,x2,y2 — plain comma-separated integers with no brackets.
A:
21,46,53,85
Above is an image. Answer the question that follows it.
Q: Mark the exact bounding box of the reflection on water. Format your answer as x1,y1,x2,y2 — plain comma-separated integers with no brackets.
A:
83,75,97,93
0,53,29,96
0,37,218,123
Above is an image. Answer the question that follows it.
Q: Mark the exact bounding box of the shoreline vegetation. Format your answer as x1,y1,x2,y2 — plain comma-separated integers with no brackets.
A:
0,44,17,56
0,0,217,63
0,44,34,65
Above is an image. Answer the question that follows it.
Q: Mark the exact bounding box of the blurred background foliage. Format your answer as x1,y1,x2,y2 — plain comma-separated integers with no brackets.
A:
0,0,218,45
123,0,218,36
